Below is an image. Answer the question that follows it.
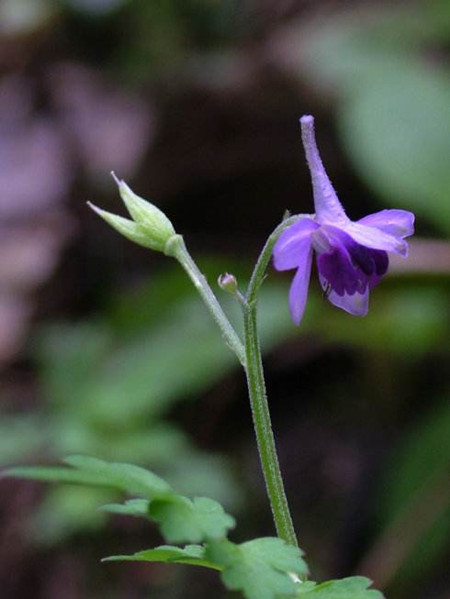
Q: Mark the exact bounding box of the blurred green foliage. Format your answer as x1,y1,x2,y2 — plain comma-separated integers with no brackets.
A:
302,1,450,233
119,0,241,78
301,6,450,588
373,400,450,594
2,255,447,556
1,262,252,542
6,456,313,599
0,0,241,80
1,1,449,596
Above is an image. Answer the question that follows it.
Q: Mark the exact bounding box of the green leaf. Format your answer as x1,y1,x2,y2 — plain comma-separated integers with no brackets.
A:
162,452,244,511
148,495,235,543
0,416,46,465
295,582,318,593
4,455,172,498
32,485,113,544
340,64,450,231
4,455,237,547
373,400,450,590
300,5,450,231
296,576,384,598
206,537,308,599
35,321,111,409
378,401,450,521
100,498,150,518
66,456,172,497
103,544,220,570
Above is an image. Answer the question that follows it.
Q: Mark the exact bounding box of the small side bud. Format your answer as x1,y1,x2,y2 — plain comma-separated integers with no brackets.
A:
93,172,176,252
218,272,238,295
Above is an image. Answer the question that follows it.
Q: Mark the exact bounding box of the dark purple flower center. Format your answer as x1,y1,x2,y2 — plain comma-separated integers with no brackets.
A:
347,244,389,276
317,240,388,297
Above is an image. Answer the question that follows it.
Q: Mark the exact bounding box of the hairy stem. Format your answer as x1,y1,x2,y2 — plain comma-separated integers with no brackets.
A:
169,216,302,546
168,235,246,367
242,215,303,546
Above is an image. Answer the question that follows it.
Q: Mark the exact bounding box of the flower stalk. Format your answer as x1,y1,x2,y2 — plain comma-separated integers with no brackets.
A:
171,217,301,545
166,235,247,368
166,222,300,546
241,215,302,547
243,305,297,546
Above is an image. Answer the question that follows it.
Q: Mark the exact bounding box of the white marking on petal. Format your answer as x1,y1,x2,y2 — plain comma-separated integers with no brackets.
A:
319,273,369,316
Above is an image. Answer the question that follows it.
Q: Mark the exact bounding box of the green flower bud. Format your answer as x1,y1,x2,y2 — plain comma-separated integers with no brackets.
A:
89,173,176,253
218,272,238,295
87,203,159,250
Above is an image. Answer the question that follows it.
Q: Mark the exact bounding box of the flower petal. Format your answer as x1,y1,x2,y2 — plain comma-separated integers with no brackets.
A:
371,250,389,276
300,116,349,226
343,222,409,256
319,274,369,316
288,246,314,324
273,218,318,271
358,209,415,238
347,243,377,275
316,246,363,296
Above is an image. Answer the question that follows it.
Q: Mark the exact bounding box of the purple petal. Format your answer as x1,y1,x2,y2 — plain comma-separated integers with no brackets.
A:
358,209,415,238
347,245,389,277
300,116,349,226
343,222,409,257
371,250,389,276
346,243,377,275
288,246,314,324
273,218,318,271
319,274,369,316
314,224,390,283
366,252,389,289
316,246,364,296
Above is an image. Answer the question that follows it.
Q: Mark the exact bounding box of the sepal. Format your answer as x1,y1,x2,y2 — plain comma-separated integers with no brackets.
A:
89,173,176,253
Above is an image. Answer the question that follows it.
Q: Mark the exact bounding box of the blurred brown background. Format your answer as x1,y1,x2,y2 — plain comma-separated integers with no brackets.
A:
0,1,449,598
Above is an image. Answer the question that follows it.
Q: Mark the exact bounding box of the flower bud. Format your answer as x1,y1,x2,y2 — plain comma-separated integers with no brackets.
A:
87,203,159,250
218,272,238,295
89,174,176,253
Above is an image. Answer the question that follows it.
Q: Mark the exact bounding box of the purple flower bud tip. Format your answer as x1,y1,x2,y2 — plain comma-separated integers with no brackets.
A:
218,272,238,294
300,115,314,126
273,116,415,324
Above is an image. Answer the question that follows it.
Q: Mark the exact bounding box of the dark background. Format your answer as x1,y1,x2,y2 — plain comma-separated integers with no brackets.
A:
0,1,449,598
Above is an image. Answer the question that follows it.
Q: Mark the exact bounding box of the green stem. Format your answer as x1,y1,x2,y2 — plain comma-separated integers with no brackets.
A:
167,235,246,367
167,215,304,546
243,215,304,546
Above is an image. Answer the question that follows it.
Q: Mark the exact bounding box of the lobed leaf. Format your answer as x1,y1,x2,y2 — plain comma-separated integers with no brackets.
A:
4,455,171,498
206,537,308,599
296,577,384,598
103,544,220,570
4,455,237,547
65,456,172,497
100,498,150,518
149,495,235,543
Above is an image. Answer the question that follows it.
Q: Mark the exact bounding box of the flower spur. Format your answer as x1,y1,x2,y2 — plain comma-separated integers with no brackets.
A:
273,115,414,324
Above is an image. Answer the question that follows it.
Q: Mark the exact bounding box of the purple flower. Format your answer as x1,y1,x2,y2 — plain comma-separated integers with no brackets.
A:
273,115,414,324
